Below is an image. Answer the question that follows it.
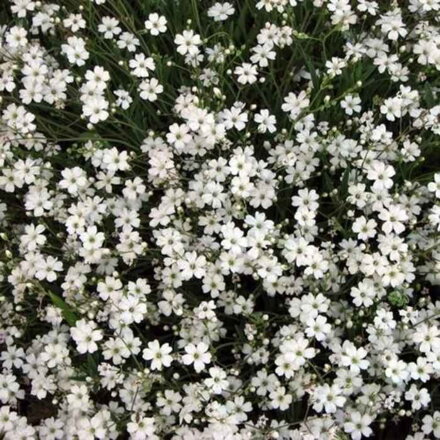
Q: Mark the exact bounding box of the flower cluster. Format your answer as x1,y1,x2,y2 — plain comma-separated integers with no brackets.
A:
0,0,439,439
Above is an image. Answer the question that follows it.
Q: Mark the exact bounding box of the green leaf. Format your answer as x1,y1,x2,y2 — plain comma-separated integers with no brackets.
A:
86,354,98,376
339,167,350,198
297,43,319,90
424,83,435,107
48,292,79,326
322,170,334,192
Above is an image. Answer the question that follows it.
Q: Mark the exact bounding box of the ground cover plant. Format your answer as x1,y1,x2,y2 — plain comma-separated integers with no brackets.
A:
0,0,440,438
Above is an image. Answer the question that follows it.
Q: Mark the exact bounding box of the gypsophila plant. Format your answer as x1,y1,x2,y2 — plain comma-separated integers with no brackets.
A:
0,0,439,438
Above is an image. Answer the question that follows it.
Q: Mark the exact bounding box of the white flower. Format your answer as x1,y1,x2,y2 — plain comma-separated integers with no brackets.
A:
275,335,316,378
35,256,63,282
129,53,155,78
281,91,310,119
384,356,409,384
234,63,258,85
344,412,373,440
157,390,182,415
340,341,370,374
305,315,331,341
381,96,402,121
204,367,229,394
208,2,235,21
166,123,192,150
312,384,346,414
177,251,207,280
366,161,395,191
269,386,292,411
59,167,88,194
98,16,121,39
352,216,377,240
70,319,103,354
142,340,173,370
61,36,89,66
139,78,163,102
428,173,440,198
80,225,105,250
6,26,28,48
127,416,156,439
350,279,376,307
20,224,46,251
174,30,201,55
341,94,362,115
378,204,408,235
422,412,440,438
63,13,86,32
144,13,167,35
405,384,431,410
254,109,277,133
114,89,132,109
66,384,90,410
377,9,407,41
182,342,212,372
117,32,140,52
82,96,109,124
413,324,440,354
